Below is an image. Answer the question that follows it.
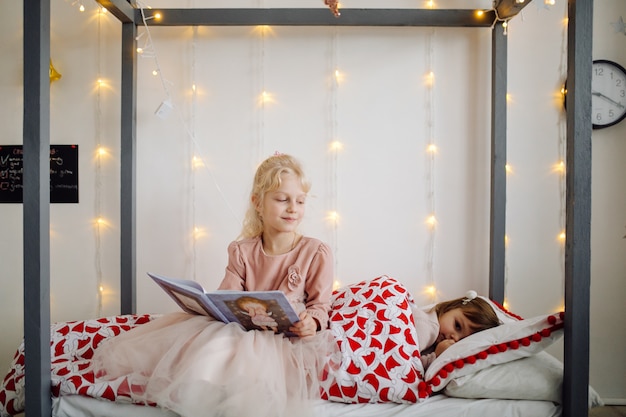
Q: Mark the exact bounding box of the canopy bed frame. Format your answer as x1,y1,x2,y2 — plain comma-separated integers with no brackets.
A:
22,0,593,416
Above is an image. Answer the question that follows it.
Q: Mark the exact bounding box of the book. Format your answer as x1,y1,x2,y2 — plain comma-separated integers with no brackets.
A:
148,272,301,336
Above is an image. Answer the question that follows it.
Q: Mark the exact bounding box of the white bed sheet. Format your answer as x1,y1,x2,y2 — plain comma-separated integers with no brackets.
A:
52,394,562,417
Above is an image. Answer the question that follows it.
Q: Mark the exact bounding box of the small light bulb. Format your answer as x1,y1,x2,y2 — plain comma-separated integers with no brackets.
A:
79,4,85,12
556,302,565,313
425,285,436,296
425,71,435,86
192,156,204,169
193,227,207,239
137,47,144,54
154,12,162,20
261,91,272,103
327,211,340,223
334,69,343,84
502,21,509,35
333,280,342,291
330,140,343,151
99,285,104,293
558,231,566,241
426,215,437,228
152,70,158,76
555,160,565,173
476,10,485,17
427,144,437,153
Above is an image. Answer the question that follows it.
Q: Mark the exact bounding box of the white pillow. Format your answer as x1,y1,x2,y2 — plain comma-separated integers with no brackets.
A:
423,309,565,393
444,351,604,407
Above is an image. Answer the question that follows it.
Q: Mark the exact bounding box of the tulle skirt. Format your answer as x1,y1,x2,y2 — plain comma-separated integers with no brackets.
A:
92,312,336,417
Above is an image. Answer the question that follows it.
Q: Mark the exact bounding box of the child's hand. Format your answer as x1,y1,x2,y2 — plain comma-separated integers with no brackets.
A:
289,311,318,337
435,339,455,357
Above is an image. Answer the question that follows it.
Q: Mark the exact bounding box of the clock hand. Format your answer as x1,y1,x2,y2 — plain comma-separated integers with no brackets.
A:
592,91,625,109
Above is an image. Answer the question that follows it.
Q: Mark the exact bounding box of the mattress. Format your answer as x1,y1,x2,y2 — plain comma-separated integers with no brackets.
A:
53,394,562,417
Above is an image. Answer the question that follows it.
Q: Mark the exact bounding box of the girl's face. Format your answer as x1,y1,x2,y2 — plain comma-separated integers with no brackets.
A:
257,172,306,235
437,308,474,344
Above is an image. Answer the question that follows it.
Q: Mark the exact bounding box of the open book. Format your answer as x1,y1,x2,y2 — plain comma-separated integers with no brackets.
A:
148,272,301,336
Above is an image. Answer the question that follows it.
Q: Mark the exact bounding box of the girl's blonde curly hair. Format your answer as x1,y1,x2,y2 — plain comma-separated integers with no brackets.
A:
240,154,311,239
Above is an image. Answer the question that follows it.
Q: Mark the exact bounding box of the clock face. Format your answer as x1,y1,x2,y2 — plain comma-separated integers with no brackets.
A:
592,60,626,129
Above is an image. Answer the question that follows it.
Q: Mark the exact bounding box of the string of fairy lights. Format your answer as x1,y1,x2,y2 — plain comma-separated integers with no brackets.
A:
556,4,569,310
94,6,106,317
424,28,437,302
328,28,341,291
190,24,199,281
61,0,565,312
257,0,268,163
501,0,566,311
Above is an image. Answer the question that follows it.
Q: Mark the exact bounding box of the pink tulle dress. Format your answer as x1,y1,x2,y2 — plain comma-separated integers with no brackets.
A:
92,237,335,417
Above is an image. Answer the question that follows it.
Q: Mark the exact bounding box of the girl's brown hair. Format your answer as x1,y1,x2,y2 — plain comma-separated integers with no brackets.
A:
435,296,500,332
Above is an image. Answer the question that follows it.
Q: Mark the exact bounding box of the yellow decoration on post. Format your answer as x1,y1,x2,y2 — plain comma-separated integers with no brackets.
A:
49,59,62,82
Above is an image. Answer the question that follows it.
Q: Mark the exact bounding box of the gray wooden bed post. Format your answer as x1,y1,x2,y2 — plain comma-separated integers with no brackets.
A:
489,22,507,305
99,0,139,315
23,0,53,416
118,1,138,316
563,0,593,416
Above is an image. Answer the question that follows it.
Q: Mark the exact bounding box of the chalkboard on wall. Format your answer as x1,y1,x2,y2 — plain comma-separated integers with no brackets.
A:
0,145,79,204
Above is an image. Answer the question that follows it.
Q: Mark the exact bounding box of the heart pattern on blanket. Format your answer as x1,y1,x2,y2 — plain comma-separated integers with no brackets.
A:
319,276,428,404
0,314,158,417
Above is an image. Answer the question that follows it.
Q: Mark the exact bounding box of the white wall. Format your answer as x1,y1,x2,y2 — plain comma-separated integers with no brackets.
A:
0,0,624,403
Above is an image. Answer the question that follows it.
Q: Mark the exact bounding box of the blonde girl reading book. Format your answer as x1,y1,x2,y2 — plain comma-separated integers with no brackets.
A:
93,154,334,417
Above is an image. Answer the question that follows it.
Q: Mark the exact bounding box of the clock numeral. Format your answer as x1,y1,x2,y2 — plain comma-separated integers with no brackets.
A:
595,67,604,76
596,113,603,122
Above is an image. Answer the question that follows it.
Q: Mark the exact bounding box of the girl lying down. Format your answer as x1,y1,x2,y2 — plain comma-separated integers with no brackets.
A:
413,291,500,369
92,154,499,417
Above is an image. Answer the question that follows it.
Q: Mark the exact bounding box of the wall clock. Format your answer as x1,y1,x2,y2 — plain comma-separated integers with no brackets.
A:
591,59,626,129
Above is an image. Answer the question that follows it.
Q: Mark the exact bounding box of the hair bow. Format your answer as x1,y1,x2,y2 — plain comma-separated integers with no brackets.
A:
462,290,478,305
